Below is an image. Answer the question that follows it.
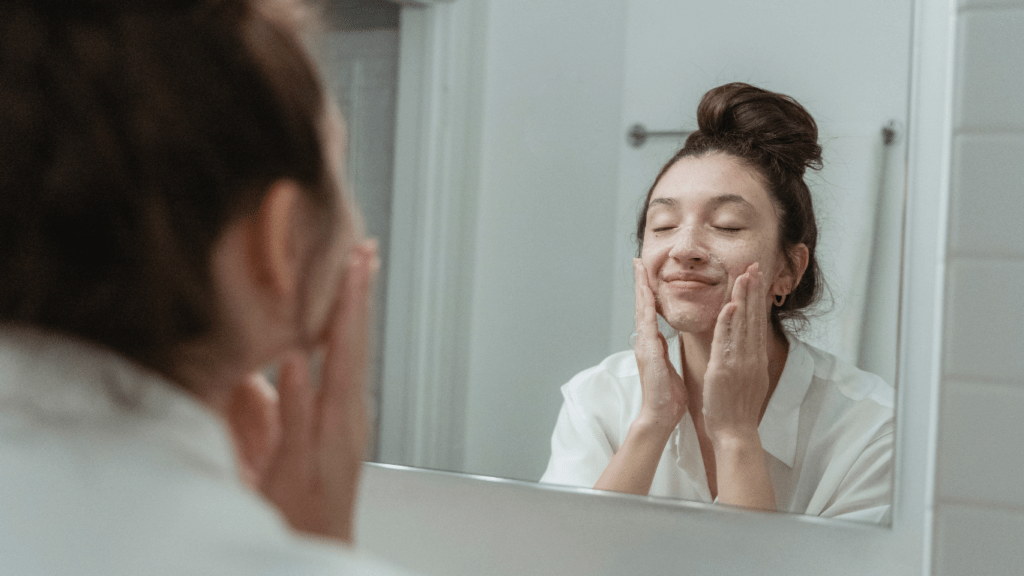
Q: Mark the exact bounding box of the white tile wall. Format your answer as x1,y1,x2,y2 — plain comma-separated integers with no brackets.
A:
936,381,1024,507
958,0,1024,9
953,10,1024,132
942,258,1024,381
934,2,1024,575
934,504,1024,576
948,135,1024,257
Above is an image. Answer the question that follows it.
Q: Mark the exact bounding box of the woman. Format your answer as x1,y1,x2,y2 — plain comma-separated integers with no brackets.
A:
0,0,412,573
540,83,893,523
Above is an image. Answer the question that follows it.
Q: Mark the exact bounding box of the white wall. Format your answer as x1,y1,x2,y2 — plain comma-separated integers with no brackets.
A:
931,1,1024,574
460,0,628,481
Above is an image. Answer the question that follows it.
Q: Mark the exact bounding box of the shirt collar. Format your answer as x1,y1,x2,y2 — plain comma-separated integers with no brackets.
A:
667,332,814,471
757,333,814,467
0,326,237,481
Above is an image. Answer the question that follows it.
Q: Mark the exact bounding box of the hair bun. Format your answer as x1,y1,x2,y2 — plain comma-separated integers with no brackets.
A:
694,82,822,176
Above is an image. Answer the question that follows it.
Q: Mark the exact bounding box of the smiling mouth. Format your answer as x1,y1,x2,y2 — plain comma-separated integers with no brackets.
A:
663,279,717,291
661,273,721,286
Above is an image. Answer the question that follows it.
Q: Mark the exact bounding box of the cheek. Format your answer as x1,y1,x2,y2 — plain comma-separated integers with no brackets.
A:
718,241,777,291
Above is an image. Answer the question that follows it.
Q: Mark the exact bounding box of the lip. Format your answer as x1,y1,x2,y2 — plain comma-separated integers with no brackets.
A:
661,272,721,286
663,280,717,292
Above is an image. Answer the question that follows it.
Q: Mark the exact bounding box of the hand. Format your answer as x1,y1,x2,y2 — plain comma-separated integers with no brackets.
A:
633,258,687,430
702,262,770,444
592,259,687,495
227,239,379,544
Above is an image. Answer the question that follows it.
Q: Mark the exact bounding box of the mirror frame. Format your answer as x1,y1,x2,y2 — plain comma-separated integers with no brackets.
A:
365,0,953,573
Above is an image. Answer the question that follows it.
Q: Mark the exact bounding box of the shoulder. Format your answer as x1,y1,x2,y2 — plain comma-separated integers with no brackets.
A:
793,338,894,442
1,444,416,575
561,347,639,396
798,338,894,410
556,347,642,418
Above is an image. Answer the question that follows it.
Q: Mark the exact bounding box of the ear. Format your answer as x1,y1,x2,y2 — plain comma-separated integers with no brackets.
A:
773,243,810,298
253,180,308,301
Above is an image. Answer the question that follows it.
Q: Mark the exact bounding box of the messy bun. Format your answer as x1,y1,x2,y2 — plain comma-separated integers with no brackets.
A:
635,82,825,334
689,82,822,178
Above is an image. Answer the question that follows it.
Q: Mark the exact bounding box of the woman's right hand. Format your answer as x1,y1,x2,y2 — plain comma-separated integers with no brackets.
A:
633,258,688,430
593,259,686,495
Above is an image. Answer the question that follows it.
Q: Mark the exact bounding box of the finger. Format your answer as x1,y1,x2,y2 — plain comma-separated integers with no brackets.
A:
633,258,644,337
640,263,659,332
318,239,378,422
745,263,763,344
274,353,316,461
730,271,748,348
634,260,661,360
226,373,281,486
712,301,737,359
749,264,768,354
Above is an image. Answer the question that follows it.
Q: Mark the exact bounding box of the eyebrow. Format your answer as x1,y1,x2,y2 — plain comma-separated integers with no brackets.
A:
647,197,677,210
646,194,756,213
708,194,756,213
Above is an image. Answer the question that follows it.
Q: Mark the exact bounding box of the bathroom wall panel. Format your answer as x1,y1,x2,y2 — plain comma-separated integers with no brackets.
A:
953,10,1024,131
941,258,1024,381
933,4,1024,575
947,135,1024,258
958,0,1024,10
934,504,1024,576
935,381,1024,508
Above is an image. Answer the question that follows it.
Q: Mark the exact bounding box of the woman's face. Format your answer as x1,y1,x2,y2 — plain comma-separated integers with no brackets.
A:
640,152,793,336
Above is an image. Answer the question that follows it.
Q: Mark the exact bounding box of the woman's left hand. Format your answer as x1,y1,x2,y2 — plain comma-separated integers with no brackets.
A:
227,240,379,544
702,262,770,444
701,262,776,511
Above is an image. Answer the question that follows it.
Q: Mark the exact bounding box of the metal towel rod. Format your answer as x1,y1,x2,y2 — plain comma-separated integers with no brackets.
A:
626,124,690,148
627,121,901,148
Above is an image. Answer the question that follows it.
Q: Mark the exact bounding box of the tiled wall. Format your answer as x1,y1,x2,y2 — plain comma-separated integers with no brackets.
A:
933,1,1024,574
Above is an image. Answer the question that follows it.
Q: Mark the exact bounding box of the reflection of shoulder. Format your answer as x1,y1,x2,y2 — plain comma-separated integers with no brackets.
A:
797,338,894,440
561,348,639,397
804,340,894,409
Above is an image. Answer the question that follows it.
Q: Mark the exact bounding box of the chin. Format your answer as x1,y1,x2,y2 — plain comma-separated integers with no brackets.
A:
658,304,720,335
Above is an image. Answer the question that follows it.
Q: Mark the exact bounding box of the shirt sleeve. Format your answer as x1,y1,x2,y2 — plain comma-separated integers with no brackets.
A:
818,428,894,523
538,384,615,489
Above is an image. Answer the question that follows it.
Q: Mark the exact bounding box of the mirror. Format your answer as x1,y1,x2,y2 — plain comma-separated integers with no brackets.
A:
359,0,912,523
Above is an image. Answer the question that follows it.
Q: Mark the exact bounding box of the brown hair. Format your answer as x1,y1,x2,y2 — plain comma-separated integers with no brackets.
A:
0,0,336,372
635,82,825,333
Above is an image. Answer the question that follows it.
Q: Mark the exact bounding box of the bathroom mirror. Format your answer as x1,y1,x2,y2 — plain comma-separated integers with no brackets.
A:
366,0,913,523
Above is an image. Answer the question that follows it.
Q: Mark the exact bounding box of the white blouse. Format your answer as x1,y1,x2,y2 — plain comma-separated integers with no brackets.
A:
0,328,414,575
540,334,894,524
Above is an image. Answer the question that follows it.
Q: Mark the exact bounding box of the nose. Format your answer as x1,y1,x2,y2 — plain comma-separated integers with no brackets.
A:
667,225,709,265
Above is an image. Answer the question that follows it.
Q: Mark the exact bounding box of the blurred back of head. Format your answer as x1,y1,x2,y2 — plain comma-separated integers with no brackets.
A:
0,0,335,373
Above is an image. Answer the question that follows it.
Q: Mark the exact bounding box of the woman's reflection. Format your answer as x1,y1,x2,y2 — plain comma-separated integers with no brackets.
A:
540,83,893,524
